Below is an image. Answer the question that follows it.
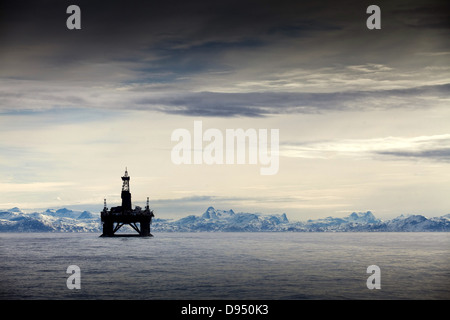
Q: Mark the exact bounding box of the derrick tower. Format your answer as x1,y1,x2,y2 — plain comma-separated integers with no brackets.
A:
121,168,132,211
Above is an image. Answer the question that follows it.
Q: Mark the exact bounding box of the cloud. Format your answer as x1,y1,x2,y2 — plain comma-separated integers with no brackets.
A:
134,83,450,117
282,134,450,162
1,0,448,83
0,182,74,193
393,1,450,29
346,64,393,73
377,148,450,162
1,76,448,117
1,0,449,118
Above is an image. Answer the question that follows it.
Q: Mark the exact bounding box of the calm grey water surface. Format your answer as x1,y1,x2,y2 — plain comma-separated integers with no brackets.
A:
0,232,449,299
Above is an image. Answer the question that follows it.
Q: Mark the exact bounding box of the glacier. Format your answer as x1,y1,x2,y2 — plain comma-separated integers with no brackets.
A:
0,206,449,233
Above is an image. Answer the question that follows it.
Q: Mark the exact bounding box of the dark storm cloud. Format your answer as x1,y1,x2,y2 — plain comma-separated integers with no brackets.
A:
1,0,449,116
0,0,333,63
2,0,447,78
392,1,450,29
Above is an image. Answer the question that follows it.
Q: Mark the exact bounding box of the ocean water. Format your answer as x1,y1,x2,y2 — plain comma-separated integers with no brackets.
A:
0,232,449,300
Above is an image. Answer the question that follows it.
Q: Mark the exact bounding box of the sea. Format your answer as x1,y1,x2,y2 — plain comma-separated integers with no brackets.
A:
0,232,449,300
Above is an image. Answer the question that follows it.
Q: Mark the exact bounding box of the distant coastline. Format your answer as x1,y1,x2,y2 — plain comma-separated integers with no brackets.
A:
1,206,449,233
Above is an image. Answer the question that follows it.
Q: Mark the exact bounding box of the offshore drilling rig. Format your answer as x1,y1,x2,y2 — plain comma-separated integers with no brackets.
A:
100,168,154,237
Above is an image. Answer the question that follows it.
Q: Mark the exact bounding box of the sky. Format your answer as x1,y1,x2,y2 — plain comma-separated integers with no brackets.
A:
0,0,449,220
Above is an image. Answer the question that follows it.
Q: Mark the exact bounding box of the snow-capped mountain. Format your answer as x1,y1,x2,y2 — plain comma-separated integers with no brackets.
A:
0,207,101,232
383,214,450,232
154,206,290,232
0,206,449,232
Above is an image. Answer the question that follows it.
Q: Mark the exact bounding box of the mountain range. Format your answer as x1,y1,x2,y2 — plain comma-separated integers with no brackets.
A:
1,206,449,233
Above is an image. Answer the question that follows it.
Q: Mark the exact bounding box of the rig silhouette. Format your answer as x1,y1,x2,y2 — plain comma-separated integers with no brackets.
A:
100,168,154,237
